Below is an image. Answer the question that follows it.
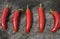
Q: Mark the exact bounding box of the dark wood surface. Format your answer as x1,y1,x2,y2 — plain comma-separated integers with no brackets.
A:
0,0,60,39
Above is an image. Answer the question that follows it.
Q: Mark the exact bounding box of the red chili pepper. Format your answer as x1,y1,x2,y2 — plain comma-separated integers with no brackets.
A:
25,5,32,34
50,9,60,32
2,4,10,30
38,4,45,33
12,9,23,32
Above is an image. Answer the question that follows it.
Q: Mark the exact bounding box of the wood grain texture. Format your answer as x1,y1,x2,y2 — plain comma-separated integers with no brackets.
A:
0,0,60,39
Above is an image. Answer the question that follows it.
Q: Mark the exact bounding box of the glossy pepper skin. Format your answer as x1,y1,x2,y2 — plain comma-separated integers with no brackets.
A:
25,5,32,34
12,10,20,32
50,10,60,32
38,4,45,33
2,5,10,30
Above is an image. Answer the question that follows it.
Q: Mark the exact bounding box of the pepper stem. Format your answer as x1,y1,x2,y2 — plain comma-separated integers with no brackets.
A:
40,3,42,7
18,8,23,11
50,9,53,13
6,4,9,7
27,5,29,9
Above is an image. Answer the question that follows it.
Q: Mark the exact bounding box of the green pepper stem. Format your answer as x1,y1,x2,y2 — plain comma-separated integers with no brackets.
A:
27,5,29,9
6,4,9,7
40,3,42,7
50,9,53,13
18,8,23,11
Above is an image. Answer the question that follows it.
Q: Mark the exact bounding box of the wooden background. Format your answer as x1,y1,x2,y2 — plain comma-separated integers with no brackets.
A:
0,0,60,39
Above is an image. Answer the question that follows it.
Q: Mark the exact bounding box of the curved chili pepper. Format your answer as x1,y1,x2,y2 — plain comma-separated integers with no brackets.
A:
2,4,10,30
12,9,23,32
50,9,60,32
38,4,45,33
25,5,32,34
